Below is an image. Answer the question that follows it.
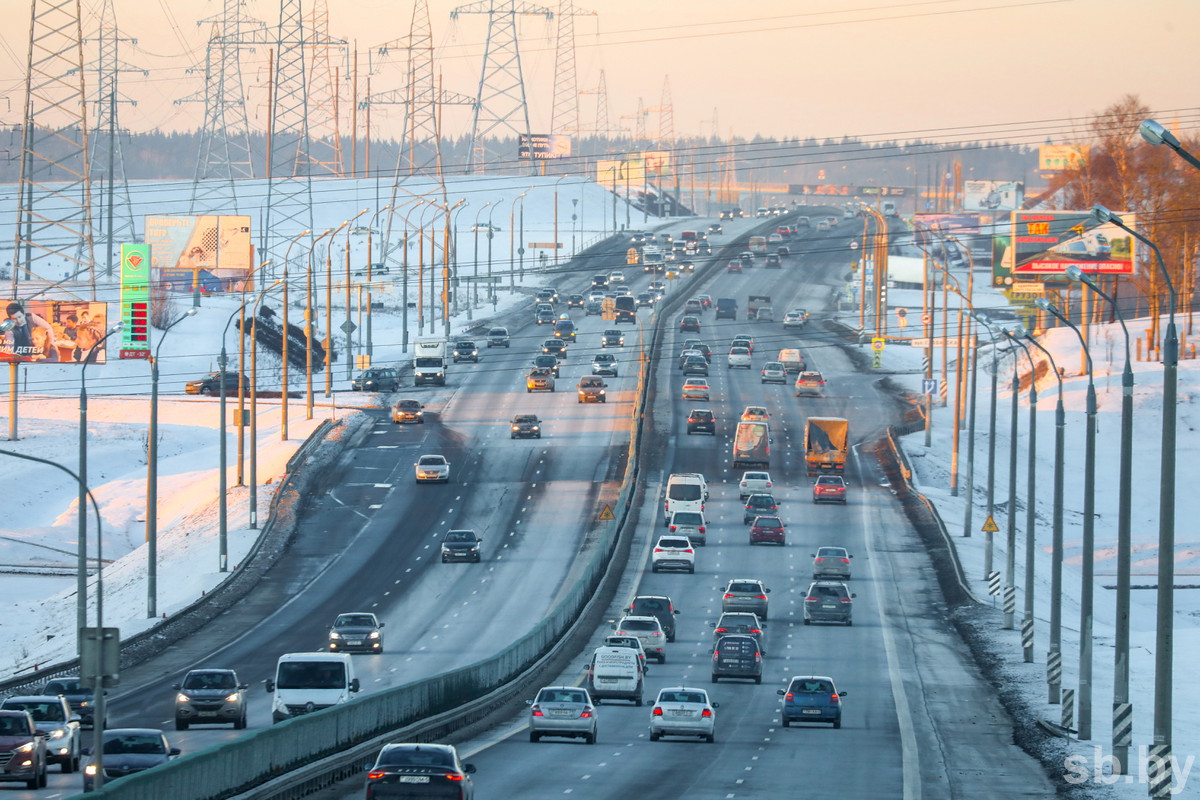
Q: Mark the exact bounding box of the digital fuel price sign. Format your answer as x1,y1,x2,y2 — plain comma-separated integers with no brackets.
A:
120,243,151,359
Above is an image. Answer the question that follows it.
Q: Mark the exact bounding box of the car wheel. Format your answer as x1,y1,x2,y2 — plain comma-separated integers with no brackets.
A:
586,732,596,745
651,565,659,573
536,433,541,439
635,696,644,707
782,717,790,728
706,734,715,743
175,719,189,731
667,632,675,643
63,752,76,773
511,433,516,439
711,675,719,684
803,618,811,625
235,713,247,730
846,619,853,627
687,566,695,574
200,386,214,396
649,731,660,741
833,718,842,729
755,675,762,685
26,771,40,790
474,555,481,563
530,732,540,743
527,388,531,393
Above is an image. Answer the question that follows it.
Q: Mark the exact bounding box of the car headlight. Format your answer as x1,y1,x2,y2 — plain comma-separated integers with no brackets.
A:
225,692,240,703
16,741,35,753
367,631,380,640
49,727,66,739
512,425,519,431
531,425,539,431
329,632,343,640
176,693,191,704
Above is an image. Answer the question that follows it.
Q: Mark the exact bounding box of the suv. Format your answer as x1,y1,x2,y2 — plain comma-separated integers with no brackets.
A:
720,578,771,619
625,596,679,643
651,535,695,574
812,546,853,580
668,510,706,547
681,355,708,376
553,319,577,341
686,409,715,435
351,367,400,392
0,709,48,788
709,612,766,653
172,669,248,730
795,371,826,397
601,329,624,348
184,371,249,396
711,635,763,684
749,515,786,546
327,612,385,653
452,340,479,363
37,677,98,728
487,327,510,347
611,615,667,663
779,675,845,728
510,414,542,439
803,581,856,626
727,346,752,369
742,493,778,523
577,376,607,403
679,315,701,333
0,695,79,772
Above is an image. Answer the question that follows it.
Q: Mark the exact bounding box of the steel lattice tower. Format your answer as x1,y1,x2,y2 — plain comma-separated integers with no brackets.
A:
12,0,96,295
657,75,674,151
186,0,267,214
303,0,346,176
548,0,594,138
87,0,142,260
451,0,551,173
581,68,619,137
264,0,314,264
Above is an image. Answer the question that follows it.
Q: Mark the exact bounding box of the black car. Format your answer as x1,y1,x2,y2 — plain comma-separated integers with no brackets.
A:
681,355,709,376
441,530,483,563
687,409,716,435
601,329,625,348
765,254,782,269
708,223,723,234
636,292,655,308
38,677,98,728
743,493,779,524
542,338,568,359
452,340,479,363
184,372,249,396
328,612,385,653
531,354,560,377
585,300,603,316
351,368,400,392
626,595,679,642
711,634,763,684
365,744,476,798
679,315,701,333
510,414,542,439
566,293,586,308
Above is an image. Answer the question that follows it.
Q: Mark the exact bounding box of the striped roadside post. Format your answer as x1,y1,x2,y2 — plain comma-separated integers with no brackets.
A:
1062,688,1075,731
1047,649,1062,704
1148,744,1172,798
1112,702,1132,775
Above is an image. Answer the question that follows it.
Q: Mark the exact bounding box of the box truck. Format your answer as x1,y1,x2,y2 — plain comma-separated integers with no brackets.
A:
413,338,447,386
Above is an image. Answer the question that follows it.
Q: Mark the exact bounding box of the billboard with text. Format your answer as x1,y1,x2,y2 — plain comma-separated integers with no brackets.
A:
964,180,1025,211
1,300,110,364
518,134,571,160
145,214,253,293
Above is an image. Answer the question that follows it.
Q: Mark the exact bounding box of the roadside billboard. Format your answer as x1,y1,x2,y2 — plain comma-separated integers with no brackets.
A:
964,180,1025,211
1000,211,1135,276
1,299,110,364
1039,144,1089,172
597,159,645,189
518,133,571,160
145,215,253,294
641,151,671,173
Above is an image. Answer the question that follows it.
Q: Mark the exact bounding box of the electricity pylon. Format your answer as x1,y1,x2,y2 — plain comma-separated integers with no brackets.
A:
303,0,347,176
549,0,594,138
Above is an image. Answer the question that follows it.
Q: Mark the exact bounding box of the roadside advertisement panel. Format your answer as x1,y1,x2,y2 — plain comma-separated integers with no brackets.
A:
518,133,571,160
1039,144,1089,172
964,180,1025,211
120,243,151,360
1,299,110,364
1002,211,1135,276
596,159,645,189
145,214,253,294
641,151,671,173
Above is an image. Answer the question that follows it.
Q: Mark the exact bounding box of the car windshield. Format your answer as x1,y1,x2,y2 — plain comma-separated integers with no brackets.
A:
792,679,834,694
729,582,762,593
817,477,843,486
183,671,237,690
673,513,701,525
621,619,656,631
811,585,845,599
378,747,454,768
659,538,690,548
748,496,774,507
634,599,667,612
2,701,63,721
103,734,166,756
445,531,476,542
44,680,86,695
539,689,587,704
334,615,375,628
418,456,445,466
276,661,346,690
660,691,706,704
817,548,847,557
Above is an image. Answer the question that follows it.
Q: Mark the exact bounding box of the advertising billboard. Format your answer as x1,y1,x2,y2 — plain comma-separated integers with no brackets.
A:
641,151,671,173
1039,144,1089,172
964,180,1025,211
1000,211,1135,276
145,215,253,294
1,299,110,364
597,159,645,189
518,134,571,160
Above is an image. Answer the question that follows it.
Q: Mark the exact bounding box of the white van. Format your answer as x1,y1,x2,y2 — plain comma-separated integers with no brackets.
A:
777,349,805,374
588,646,645,705
265,652,360,723
663,473,708,525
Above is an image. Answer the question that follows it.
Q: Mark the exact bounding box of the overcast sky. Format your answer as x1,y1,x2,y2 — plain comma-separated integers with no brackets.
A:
0,0,1196,146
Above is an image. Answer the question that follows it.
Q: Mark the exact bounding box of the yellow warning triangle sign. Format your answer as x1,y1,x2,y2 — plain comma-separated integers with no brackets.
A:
981,515,999,533
599,505,615,521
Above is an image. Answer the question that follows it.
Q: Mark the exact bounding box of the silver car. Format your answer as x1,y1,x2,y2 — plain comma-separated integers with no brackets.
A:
720,578,771,619
812,546,853,580
414,454,450,483
528,686,598,744
648,687,718,742
172,669,249,730
709,612,766,653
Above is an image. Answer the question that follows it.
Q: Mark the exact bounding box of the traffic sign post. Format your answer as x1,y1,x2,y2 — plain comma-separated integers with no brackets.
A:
922,379,938,395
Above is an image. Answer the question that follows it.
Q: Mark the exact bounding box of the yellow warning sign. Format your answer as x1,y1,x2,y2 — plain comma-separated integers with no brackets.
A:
981,515,999,533
599,505,615,521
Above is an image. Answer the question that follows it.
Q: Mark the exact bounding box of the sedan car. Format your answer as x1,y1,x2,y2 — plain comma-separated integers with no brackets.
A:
328,612,384,653
707,223,723,234
803,581,855,626
528,687,598,744
486,327,510,347
414,454,450,483
441,530,483,563
542,338,568,359
82,728,180,792
650,535,695,574
686,408,716,435
364,743,475,799
649,687,718,743
680,315,701,333
726,260,743,273
727,346,752,369
601,329,625,348
172,669,248,730
684,299,703,314
779,676,845,728
761,361,787,384
813,475,848,504
742,493,778,524
535,308,556,326
612,615,667,663
749,515,786,546
720,578,771,619
685,341,713,362
184,371,249,396
681,378,710,401
591,354,618,376
681,355,709,376
608,269,625,283
510,414,542,439
566,293,586,308
585,300,603,316
812,546,853,580
635,291,655,308
738,470,773,499
392,399,424,424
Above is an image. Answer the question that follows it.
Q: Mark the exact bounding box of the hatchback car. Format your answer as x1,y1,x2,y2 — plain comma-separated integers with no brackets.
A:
327,612,384,653
364,743,475,798
528,687,598,744
414,454,450,483
726,260,743,273
601,329,625,348
625,595,679,643
686,409,716,435
803,581,855,626
668,510,707,547
452,340,480,363
649,687,717,743
585,300,603,316
612,615,667,663
591,353,618,376
531,353,561,377
760,361,787,384
812,546,853,580
727,347,752,369
681,378,710,401
711,635,763,684
527,368,556,393
749,515,786,546
542,338,568,359
709,612,766,653
720,578,771,619
681,355,709,376
813,475,848,504
680,315,701,333
510,414,542,439
172,669,248,730
678,348,704,370
779,676,845,728
651,535,695,574
783,309,807,329
738,471,773,499
795,370,827,397
684,299,703,315
486,326,510,347
535,308,555,326
82,728,180,792
742,493,778,524
741,405,769,422
441,530,483,563
764,253,782,268
535,288,557,304
730,335,754,353
392,399,424,424
577,376,607,403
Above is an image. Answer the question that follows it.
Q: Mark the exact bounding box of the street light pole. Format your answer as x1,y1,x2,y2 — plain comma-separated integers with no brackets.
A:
1039,296,1097,741
1005,328,1038,664
471,201,492,312
248,279,283,536
146,309,197,618
280,230,312,441
975,314,1001,581
1001,327,1020,631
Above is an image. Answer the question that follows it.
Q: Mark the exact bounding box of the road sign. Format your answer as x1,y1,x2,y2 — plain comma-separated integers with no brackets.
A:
849,240,859,250
599,505,615,521
872,352,882,369
981,515,999,533
871,338,886,352
340,320,357,334
921,313,932,325
987,570,1001,596
922,378,937,395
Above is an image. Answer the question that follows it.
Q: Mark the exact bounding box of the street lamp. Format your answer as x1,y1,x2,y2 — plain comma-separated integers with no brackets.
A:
554,175,570,266
1003,327,1038,664
146,308,197,618
1038,295,1097,741
280,230,311,442
1067,262,1136,771
363,206,391,361
1139,119,1200,170
487,201,501,308
471,201,493,312
248,279,283,538
1091,203,1178,785
446,199,469,336
509,191,527,292
994,319,1021,632
217,302,252,573
973,312,1001,581
77,322,123,643
342,209,371,379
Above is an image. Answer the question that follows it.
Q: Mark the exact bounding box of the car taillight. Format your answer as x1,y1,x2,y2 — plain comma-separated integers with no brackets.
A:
701,708,713,717
723,594,735,599
755,595,766,600
652,707,663,716
368,770,387,780
841,558,851,563
685,548,694,554
784,692,794,701
669,525,677,532
755,652,762,663
445,774,465,781
531,705,544,716
698,526,705,533
840,597,853,603
580,708,594,718
712,651,719,661
814,558,825,562
715,627,727,633
650,631,662,637
750,628,762,635
654,548,665,553
806,596,819,602
830,694,840,704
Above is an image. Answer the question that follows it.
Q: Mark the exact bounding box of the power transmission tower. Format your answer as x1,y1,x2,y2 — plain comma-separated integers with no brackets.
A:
303,0,347,176
264,0,315,264
87,0,144,266
183,0,269,214
13,0,96,295
657,75,674,152
548,0,594,139
578,68,619,137
451,0,552,173
700,107,718,143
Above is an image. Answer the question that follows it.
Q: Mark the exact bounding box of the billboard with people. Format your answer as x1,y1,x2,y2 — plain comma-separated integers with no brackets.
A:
1,300,110,364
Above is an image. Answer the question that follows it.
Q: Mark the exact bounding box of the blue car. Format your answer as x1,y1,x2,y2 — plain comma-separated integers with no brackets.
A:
778,675,845,728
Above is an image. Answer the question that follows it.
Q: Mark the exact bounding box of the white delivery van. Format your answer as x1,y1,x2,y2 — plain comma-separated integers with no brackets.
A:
663,473,708,525
265,652,360,723
588,646,645,705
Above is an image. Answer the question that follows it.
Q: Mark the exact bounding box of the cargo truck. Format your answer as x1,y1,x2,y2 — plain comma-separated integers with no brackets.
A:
805,417,848,477
747,295,772,320
413,338,447,386
642,245,664,273
732,421,771,468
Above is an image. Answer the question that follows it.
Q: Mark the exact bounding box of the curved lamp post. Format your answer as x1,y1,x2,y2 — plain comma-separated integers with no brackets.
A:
509,191,528,291
1003,326,1038,664
146,308,197,617
1140,119,1200,169
973,313,1001,581
341,210,371,380
446,199,469,336
280,229,312,442
1038,295,1097,741
248,279,283,537
363,206,391,360
989,318,1022,632
383,188,439,350
471,201,493,312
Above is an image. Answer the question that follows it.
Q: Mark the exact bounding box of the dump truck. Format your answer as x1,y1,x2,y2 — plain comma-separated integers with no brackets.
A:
747,295,772,320
805,417,848,476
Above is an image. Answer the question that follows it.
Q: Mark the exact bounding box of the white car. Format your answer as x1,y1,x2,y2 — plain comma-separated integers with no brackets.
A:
609,270,625,283
783,310,807,329
741,406,769,422
649,687,718,742
651,535,695,574
738,470,773,499
761,362,787,384
592,353,619,376
414,454,450,483
727,347,752,369
612,615,668,663
528,686,598,744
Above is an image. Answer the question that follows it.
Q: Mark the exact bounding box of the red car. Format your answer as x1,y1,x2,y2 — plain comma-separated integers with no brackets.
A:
812,476,848,504
748,515,786,546
727,261,743,273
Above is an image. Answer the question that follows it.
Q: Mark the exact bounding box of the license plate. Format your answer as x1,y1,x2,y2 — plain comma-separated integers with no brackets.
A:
822,604,837,610
347,640,363,646
670,709,692,717
720,658,741,665
399,776,430,784
550,709,573,717
598,678,617,684
198,711,218,717
803,709,822,715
